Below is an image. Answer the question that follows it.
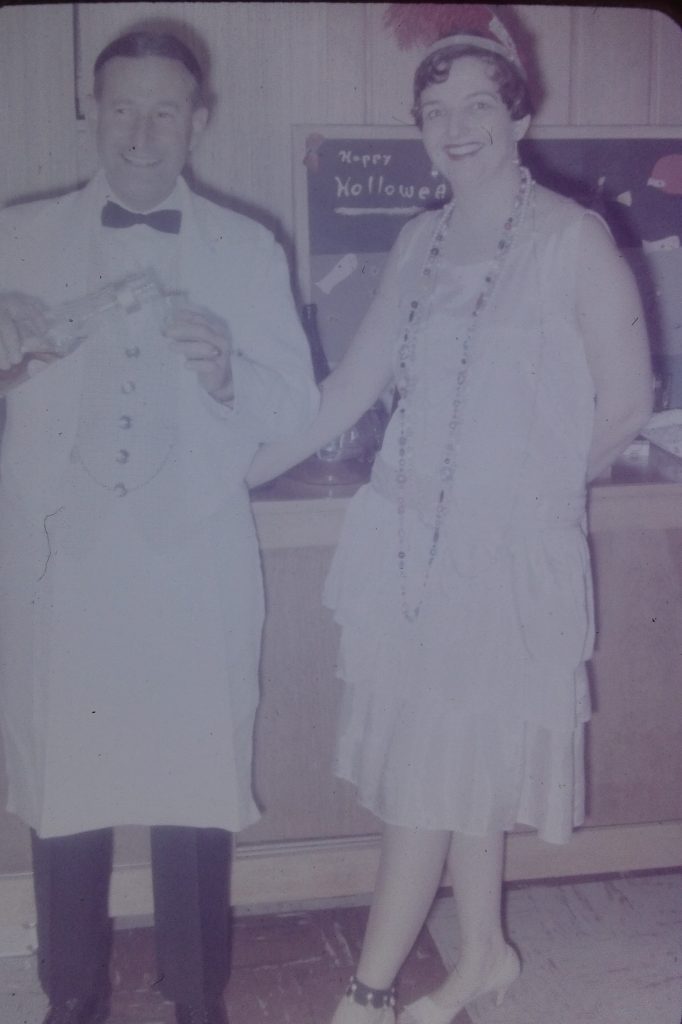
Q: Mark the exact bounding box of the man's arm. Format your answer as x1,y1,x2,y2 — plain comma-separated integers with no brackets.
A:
166,231,319,440
0,293,53,392
224,236,320,440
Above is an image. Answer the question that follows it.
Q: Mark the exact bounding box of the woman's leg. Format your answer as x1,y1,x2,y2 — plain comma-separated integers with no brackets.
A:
421,830,512,1014
356,824,451,988
330,821,450,1024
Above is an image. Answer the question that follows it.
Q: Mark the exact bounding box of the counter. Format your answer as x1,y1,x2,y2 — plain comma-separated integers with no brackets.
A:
235,452,682,904
250,445,682,547
1,456,681,945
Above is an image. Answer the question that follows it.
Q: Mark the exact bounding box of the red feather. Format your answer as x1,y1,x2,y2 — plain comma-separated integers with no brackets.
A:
383,4,497,50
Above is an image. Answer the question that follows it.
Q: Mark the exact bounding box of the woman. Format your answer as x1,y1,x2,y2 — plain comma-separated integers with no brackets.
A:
247,10,652,1024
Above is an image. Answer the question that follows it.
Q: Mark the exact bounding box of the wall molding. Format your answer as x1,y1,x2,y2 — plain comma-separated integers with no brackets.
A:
2,821,680,956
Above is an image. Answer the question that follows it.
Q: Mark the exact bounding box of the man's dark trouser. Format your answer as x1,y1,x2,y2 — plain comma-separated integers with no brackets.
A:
31,825,232,1009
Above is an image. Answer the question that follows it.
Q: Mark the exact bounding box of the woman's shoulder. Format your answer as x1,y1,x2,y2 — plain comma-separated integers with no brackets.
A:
400,206,446,241
532,185,615,260
531,184,595,233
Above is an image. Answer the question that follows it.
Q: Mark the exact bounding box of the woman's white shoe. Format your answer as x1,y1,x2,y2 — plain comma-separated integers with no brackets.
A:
397,945,521,1024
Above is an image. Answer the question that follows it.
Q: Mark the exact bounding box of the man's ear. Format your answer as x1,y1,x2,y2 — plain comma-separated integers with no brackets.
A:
84,93,99,128
190,105,209,151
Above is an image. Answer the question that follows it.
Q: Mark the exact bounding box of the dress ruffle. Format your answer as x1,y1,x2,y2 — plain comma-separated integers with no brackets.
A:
324,484,590,844
334,679,585,845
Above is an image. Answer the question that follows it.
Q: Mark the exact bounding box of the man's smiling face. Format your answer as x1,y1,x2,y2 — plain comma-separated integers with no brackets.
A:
91,55,207,211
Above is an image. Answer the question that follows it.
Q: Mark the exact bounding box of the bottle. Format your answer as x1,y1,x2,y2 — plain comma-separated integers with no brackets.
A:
301,303,330,384
0,272,166,394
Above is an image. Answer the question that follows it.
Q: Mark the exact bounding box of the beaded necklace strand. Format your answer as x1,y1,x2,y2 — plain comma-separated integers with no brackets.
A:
395,166,534,622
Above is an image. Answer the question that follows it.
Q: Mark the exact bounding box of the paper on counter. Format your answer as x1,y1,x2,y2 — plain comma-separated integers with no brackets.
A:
642,408,682,458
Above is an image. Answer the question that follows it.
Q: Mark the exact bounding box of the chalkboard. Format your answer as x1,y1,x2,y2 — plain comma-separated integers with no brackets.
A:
293,125,682,404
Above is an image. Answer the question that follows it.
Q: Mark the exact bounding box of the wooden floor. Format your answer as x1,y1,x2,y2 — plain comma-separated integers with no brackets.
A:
0,903,447,1024
2,872,680,1024
429,873,682,1024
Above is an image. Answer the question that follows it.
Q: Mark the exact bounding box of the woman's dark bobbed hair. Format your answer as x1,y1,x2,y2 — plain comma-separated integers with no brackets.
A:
412,37,533,129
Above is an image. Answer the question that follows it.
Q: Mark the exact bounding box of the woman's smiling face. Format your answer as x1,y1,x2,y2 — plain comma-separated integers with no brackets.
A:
420,56,529,190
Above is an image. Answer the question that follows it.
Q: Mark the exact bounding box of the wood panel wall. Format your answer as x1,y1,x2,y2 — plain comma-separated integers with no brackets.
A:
1,4,681,248
0,1,681,883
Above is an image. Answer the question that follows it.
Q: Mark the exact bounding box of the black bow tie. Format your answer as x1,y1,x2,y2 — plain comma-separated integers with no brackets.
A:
101,200,182,234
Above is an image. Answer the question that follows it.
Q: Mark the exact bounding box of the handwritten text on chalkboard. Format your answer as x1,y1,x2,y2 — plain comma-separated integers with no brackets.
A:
297,126,682,384
307,136,449,254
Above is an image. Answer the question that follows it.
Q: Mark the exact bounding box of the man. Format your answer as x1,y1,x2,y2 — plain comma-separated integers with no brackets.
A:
0,27,318,1024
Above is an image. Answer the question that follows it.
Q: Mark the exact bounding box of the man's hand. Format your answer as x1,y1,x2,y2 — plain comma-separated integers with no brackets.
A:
0,292,49,371
164,305,234,403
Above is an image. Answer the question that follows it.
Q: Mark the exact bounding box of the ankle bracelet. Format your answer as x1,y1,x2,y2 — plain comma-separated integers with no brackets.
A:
346,975,397,1009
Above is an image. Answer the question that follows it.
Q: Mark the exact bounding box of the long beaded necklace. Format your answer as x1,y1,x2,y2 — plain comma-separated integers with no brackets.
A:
395,166,534,622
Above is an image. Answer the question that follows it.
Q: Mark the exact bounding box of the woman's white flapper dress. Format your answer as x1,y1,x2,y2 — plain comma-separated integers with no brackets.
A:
325,191,597,844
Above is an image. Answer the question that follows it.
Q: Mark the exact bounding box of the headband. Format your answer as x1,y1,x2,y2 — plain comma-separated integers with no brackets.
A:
425,29,525,79
385,5,527,79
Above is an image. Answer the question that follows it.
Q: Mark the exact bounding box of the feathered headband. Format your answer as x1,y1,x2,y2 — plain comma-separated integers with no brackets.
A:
384,4,527,78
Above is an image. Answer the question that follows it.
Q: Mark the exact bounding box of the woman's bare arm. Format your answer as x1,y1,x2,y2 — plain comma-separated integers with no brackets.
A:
246,243,406,488
576,215,653,481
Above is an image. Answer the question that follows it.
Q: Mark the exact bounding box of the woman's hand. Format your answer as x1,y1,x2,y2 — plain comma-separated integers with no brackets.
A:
164,306,234,403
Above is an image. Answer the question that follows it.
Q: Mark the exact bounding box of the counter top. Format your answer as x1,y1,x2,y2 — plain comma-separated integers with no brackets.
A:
251,446,682,549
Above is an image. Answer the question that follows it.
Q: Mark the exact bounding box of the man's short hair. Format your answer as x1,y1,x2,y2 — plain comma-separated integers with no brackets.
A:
93,29,206,107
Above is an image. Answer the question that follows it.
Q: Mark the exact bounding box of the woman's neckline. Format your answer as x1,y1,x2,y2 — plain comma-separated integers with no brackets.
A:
435,215,534,269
